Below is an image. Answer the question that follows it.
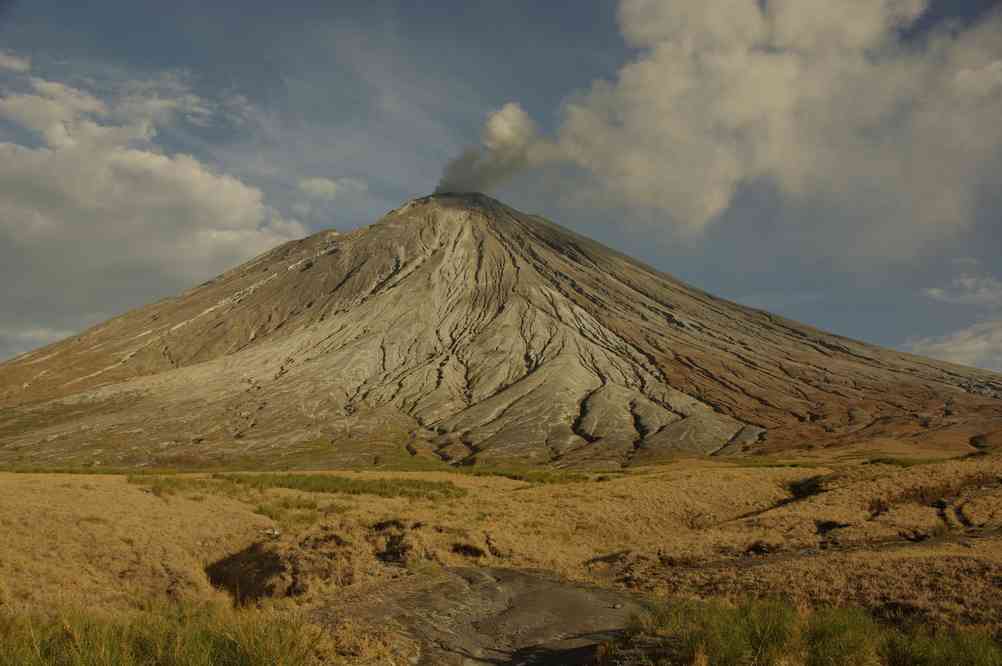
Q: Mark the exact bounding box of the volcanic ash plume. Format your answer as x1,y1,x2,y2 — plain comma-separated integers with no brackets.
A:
436,103,546,194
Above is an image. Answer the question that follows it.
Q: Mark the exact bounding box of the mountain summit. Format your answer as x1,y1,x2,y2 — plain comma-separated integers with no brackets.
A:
2,193,1001,468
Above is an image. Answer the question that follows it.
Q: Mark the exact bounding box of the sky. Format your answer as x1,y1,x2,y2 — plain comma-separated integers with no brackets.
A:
0,0,1001,372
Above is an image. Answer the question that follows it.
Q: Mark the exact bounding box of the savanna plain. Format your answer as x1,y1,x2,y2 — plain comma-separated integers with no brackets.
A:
2,446,1001,665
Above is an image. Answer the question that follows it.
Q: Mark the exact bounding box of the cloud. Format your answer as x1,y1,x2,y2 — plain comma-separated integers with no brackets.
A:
0,74,304,279
924,274,1002,308
912,266,1002,372
0,68,306,360
0,325,76,361
114,73,214,127
0,50,29,72
0,78,112,147
298,176,367,200
436,102,549,193
908,320,1002,372
440,1,1002,255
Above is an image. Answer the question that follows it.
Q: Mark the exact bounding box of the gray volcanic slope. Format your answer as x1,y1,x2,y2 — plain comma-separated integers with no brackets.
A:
2,193,1001,468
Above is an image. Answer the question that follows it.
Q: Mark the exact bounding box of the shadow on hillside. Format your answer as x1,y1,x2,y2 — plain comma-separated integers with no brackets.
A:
205,542,285,605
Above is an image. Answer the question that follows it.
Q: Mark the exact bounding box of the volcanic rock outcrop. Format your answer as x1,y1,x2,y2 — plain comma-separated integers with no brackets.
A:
2,193,1001,468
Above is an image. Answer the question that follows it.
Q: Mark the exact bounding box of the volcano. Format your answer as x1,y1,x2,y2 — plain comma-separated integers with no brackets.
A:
2,193,1001,469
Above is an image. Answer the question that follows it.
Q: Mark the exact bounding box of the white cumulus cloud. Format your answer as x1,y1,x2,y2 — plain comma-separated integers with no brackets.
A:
908,321,1002,372
912,266,1002,373
0,67,306,360
0,74,304,280
441,1,1002,256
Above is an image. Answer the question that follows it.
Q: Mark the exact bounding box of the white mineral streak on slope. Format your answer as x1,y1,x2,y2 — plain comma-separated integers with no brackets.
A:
170,274,279,333
22,351,62,366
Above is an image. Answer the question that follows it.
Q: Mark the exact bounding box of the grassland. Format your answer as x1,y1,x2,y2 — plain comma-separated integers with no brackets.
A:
2,453,1001,663
126,472,467,500
605,598,1002,665
0,602,325,666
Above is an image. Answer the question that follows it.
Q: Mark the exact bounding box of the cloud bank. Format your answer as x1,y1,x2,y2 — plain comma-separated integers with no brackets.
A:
0,60,305,359
440,0,1002,252
0,74,303,280
924,274,1002,309
909,268,1002,372
908,321,1002,372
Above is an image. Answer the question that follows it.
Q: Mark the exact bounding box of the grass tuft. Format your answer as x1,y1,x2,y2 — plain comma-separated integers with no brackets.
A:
805,607,882,666
0,602,326,666
619,599,1002,666
881,629,1002,666
629,598,798,665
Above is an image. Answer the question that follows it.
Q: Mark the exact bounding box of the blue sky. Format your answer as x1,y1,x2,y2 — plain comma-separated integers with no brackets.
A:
1,0,1001,371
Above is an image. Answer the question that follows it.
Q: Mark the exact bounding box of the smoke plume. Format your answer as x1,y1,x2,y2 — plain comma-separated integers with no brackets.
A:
436,102,545,194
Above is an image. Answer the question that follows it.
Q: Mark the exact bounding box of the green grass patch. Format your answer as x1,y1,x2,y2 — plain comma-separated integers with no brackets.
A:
252,497,347,527
881,628,1002,666
253,496,317,523
1,466,189,476
0,602,325,666
864,457,949,468
618,598,1002,666
212,473,466,500
805,607,883,666
455,466,597,484
125,476,229,499
628,598,798,666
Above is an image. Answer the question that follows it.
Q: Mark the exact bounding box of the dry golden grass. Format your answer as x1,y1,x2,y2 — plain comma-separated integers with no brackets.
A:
0,599,415,666
0,473,270,612
2,452,1001,659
